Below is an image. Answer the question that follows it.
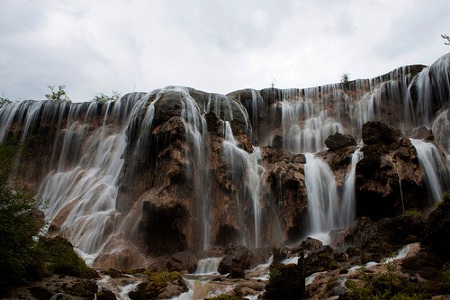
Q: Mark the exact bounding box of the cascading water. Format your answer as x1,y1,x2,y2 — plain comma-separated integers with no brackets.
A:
179,89,211,251
410,138,450,203
339,148,364,227
0,52,449,275
304,153,339,236
222,121,265,248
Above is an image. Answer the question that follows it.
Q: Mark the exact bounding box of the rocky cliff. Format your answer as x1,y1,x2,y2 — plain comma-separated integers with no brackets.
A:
1,53,449,269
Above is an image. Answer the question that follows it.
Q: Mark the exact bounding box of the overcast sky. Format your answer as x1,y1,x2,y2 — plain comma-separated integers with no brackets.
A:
1,0,449,102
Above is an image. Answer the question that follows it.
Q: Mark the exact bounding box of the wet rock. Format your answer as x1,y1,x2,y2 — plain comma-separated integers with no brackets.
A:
128,271,187,300
166,251,198,273
325,132,357,150
65,280,98,298
296,237,323,253
264,262,305,300
271,245,289,264
410,126,434,140
377,211,426,246
362,121,401,145
304,245,340,277
96,289,117,300
422,192,450,259
218,245,253,278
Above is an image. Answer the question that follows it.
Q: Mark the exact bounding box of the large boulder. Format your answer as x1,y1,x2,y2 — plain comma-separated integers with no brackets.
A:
264,262,305,300
218,244,253,278
422,192,450,259
362,121,401,145
325,132,357,150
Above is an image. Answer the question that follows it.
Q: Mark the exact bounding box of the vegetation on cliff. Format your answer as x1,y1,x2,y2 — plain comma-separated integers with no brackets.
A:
0,142,96,297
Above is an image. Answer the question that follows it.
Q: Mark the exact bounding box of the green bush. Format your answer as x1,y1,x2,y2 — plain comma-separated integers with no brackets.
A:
0,143,96,297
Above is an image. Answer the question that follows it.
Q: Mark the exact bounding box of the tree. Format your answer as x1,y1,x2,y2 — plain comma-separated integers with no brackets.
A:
0,143,42,296
45,85,71,102
442,34,450,45
92,91,120,103
340,73,351,84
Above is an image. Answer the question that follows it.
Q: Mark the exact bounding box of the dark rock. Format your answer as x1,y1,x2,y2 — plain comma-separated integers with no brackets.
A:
325,132,357,150
304,245,340,277
218,245,253,278
422,192,450,259
28,286,52,300
128,271,187,300
401,249,444,280
362,121,401,145
411,126,434,140
296,237,323,253
65,280,98,298
271,245,289,264
264,262,305,300
166,251,198,273
271,135,284,150
96,289,117,300
377,211,426,246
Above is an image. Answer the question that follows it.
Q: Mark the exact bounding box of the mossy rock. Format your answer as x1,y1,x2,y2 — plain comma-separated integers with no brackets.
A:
128,271,186,300
264,263,305,300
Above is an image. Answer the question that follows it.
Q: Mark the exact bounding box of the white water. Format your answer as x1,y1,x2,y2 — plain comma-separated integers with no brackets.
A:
222,121,265,248
339,148,364,227
305,153,339,234
179,89,211,250
410,139,449,203
194,257,222,275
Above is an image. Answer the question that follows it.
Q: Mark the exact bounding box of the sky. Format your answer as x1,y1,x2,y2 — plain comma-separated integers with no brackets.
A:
1,0,449,102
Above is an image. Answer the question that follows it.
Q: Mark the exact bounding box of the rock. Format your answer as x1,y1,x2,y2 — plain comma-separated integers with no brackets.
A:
304,246,340,277
96,289,117,300
362,121,401,145
422,192,450,259
411,126,434,140
271,245,289,264
264,262,305,300
325,132,357,150
128,271,187,300
166,251,198,273
296,237,323,253
218,245,253,278
65,280,98,298
377,211,426,246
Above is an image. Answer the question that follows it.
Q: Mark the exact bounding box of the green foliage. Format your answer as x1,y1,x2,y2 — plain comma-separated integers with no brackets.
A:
92,91,120,103
0,143,95,297
442,34,450,45
0,96,11,105
0,144,42,296
346,261,450,300
45,85,71,102
341,73,351,84
129,271,184,299
265,263,304,300
36,236,97,278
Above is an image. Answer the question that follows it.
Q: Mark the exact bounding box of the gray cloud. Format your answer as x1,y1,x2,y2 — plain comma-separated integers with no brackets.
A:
0,0,449,101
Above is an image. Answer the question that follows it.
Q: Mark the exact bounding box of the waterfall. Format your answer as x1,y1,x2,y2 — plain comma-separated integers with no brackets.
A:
36,96,143,256
339,148,364,227
410,139,450,203
179,89,211,251
304,153,339,235
305,147,363,238
222,121,265,248
194,257,222,275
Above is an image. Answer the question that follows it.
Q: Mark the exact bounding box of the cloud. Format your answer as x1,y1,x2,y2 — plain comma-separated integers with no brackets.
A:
0,0,449,101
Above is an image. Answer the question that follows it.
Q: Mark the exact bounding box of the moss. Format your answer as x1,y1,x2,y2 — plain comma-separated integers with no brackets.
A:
128,271,184,300
264,263,304,300
36,236,98,279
